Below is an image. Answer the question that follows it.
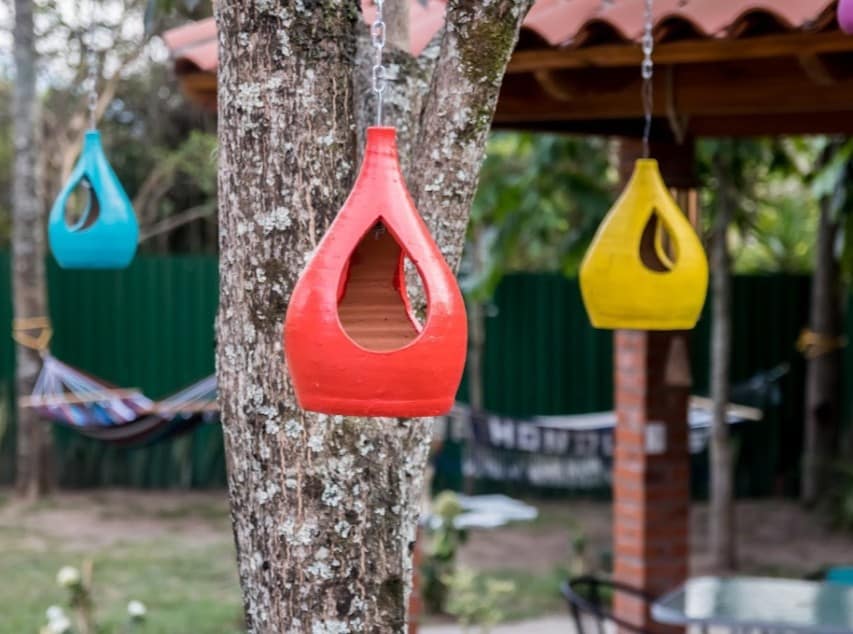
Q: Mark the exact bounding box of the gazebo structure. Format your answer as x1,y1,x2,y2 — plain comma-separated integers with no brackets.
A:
164,1,852,631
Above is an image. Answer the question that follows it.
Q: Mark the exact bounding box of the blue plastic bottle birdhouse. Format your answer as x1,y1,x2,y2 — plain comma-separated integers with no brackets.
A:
48,130,138,269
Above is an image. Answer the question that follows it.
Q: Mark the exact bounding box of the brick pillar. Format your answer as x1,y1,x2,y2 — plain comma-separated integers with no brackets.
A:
612,139,695,634
613,331,691,632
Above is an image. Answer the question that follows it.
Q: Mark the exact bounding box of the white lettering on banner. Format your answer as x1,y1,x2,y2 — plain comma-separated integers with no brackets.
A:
464,454,526,482
483,420,613,457
542,429,571,454
601,432,614,457
528,456,608,487
466,447,612,489
488,416,516,449
460,406,746,489
517,423,541,452
573,431,599,457
527,456,563,485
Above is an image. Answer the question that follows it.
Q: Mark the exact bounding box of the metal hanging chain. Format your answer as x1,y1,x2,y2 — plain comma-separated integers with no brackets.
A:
371,0,387,126
86,0,98,129
641,0,654,158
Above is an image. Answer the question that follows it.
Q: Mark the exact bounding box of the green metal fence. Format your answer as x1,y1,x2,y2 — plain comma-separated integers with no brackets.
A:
443,273,812,498
0,253,818,493
0,254,223,487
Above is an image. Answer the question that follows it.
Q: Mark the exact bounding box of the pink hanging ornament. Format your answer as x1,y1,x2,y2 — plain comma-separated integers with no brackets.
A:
839,0,853,34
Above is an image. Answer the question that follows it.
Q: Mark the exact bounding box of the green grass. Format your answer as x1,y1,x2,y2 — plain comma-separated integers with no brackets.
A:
475,568,568,622
1,536,568,633
0,493,573,632
0,533,243,634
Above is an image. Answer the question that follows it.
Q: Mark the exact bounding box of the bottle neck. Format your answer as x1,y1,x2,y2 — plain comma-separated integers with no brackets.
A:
82,129,102,150
362,126,400,172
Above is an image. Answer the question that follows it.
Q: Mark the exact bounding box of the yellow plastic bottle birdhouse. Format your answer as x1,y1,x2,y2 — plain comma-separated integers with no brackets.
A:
580,158,708,330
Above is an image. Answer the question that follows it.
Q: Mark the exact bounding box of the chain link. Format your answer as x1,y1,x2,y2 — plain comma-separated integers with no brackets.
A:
87,51,98,129
371,0,387,126
641,0,654,157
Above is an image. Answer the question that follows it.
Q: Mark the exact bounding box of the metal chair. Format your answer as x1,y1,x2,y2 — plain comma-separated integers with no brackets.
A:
561,576,655,634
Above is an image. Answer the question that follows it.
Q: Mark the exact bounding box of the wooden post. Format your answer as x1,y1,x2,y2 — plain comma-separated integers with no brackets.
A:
612,138,695,633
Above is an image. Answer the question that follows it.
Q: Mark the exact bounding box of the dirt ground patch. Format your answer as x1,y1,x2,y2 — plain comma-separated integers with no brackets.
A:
3,489,851,577
459,498,853,577
0,489,231,551
2,490,851,632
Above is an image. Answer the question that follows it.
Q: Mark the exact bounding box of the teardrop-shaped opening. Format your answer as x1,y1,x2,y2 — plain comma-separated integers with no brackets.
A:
64,177,100,232
337,221,425,352
639,209,678,272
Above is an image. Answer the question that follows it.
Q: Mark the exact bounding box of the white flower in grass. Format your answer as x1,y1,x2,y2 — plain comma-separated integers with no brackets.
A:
45,605,65,622
56,566,81,588
127,599,147,620
46,615,72,634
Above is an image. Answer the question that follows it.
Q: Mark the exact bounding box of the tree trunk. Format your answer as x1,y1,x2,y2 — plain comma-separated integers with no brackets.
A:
465,227,486,413
467,301,485,412
214,1,531,631
708,154,735,572
462,229,487,494
801,193,842,506
13,0,53,499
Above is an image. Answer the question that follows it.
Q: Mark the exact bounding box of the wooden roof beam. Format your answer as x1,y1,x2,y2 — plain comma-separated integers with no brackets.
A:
507,30,853,73
502,59,853,121
492,112,853,138
798,53,837,85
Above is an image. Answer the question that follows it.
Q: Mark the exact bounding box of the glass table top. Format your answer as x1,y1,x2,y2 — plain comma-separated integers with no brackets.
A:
652,576,853,634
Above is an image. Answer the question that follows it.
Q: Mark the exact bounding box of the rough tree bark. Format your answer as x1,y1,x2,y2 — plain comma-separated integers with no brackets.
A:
214,1,532,631
13,0,54,500
801,188,842,506
709,152,735,572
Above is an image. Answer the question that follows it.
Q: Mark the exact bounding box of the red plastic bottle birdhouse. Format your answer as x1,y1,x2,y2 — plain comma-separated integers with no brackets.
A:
283,126,467,417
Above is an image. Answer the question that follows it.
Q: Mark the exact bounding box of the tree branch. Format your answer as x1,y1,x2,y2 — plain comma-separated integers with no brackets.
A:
60,41,148,182
411,0,535,271
138,203,215,243
132,158,181,227
385,0,410,52
353,9,439,174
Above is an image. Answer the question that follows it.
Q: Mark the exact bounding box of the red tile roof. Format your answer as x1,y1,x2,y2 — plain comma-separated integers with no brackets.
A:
163,1,839,75
163,1,853,136
162,19,216,73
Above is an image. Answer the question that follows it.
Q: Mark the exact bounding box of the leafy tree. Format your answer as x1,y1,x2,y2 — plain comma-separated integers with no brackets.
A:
695,137,822,570
1,0,217,250
93,64,217,251
462,132,614,302
798,137,853,505
461,132,613,409
726,138,821,273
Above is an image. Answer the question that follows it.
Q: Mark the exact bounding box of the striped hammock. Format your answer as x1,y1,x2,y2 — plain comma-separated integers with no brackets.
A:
27,355,153,426
21,355,217,446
